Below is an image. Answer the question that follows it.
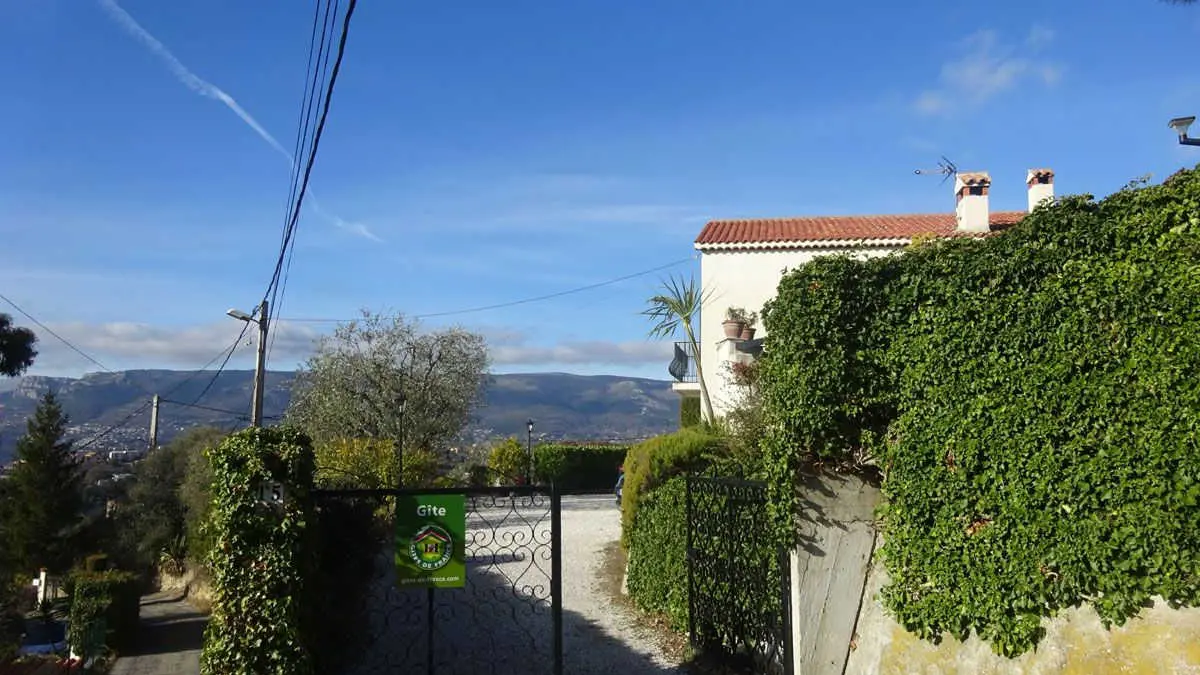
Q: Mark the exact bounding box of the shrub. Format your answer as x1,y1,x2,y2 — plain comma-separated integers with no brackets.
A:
533,443,627,491
680,397,701,429
620,428,726,547
68,569,139,656
759,166,1200,656
624,476,689,629
200,427,316,675
313,438,440,489
487,438,528,484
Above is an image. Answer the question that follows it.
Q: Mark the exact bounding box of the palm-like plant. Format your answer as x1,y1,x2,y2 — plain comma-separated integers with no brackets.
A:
643,274,715,423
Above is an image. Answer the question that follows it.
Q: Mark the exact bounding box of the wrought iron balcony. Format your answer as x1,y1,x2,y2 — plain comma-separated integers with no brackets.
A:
669,341,698,383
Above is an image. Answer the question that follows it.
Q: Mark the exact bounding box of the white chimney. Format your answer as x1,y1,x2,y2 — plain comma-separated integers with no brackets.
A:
954,171,991,233
1027,168,1054,211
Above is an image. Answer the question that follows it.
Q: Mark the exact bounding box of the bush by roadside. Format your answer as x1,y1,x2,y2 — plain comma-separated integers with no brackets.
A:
620,429,726,547
624,476,689,630
534,443,627,491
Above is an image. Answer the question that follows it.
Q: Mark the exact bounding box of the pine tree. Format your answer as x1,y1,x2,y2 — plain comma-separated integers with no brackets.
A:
0,391,84,574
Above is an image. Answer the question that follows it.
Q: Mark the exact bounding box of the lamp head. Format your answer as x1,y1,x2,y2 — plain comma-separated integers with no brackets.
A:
1168,116,1196,139
527,419,534,433
226,308,253,322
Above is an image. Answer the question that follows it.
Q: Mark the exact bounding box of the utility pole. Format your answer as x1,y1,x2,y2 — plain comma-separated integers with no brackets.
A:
251,299,269,428
149,394,160,452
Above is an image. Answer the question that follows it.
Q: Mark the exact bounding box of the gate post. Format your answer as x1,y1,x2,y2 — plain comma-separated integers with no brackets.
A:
550,485,563,675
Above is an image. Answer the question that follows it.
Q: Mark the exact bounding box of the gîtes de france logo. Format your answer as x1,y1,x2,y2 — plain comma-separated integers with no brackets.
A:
409,524,453,571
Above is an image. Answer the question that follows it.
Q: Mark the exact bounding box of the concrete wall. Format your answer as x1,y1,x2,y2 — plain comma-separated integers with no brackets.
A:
845,542,1200,675
698,246,897,419
788,469,881,675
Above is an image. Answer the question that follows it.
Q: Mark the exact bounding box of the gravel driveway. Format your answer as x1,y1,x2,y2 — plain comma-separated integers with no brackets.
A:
559,495,683,674
335,493,682,675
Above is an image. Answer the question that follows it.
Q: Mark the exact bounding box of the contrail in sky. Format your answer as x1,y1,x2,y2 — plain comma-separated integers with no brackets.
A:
97,0,382,243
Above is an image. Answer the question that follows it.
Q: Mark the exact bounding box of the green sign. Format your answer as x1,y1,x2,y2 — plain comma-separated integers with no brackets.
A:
395,493,466,589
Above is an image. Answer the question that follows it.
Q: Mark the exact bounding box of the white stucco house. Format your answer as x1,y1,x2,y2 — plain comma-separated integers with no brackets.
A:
671,168,1056,419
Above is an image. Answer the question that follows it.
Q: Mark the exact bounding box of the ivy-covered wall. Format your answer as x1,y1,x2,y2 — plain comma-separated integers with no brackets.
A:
200,427,316,675
759,166,1200,657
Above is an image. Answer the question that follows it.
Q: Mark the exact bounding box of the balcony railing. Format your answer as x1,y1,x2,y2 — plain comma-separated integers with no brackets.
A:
669,341,698,383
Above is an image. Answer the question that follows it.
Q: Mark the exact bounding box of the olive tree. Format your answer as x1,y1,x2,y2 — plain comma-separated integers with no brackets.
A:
286,311,490,475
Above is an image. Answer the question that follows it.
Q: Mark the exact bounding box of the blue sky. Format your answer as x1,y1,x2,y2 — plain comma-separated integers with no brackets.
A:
2,0,1198,379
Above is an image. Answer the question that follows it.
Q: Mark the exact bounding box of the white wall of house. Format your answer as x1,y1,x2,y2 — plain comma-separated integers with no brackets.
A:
697,243,900,419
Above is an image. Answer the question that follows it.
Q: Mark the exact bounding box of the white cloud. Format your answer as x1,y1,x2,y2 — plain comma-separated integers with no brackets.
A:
30,320,321,373
24,320,672,375
914,27,1064,116
491,340,671,367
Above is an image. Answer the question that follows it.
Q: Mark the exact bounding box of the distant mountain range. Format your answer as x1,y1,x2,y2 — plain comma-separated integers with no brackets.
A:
0,370,679,463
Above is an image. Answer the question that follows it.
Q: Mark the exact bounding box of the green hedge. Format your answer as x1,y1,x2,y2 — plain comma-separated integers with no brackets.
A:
680,397,701,429
534,443,627,491
68,569,140,656
758,167,1200,656
625,476,689,630
620,429,726,547
200,427,316,675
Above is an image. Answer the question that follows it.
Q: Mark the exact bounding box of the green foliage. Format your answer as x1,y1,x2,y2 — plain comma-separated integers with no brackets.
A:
624,477,689,630
68,569,140,656
312,437,440,489
0,573,20,664
533,443,627,490
177,428,226,567
285,311,489,454
644,274,716,423
0,313,36,377
200,427,316,675
679,397,701,429
758,165,1200,656
487,437,528,484
0,392,85,574
620,429,726,547
110,427,225,574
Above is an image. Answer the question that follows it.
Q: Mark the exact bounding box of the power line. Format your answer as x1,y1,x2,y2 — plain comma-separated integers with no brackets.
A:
188,320,253,407
75,399,152,452
73,333,259,451
279,255,698,324
258,0,357,393
268,0,340,367
159,398,281,421
0,293,115,373
263,0,357,307
1,292,259,410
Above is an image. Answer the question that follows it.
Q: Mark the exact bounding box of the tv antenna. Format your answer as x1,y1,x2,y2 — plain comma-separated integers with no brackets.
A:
914,156,958,184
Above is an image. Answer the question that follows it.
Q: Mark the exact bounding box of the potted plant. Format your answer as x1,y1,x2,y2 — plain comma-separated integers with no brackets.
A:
723,307,748,339
740,311,758,340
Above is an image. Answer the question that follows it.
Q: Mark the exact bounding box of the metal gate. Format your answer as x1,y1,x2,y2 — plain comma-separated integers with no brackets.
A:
309,485,562,675
686,475,793,674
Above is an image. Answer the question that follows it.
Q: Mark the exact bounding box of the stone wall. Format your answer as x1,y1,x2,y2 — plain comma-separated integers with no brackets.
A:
845,544,1200,675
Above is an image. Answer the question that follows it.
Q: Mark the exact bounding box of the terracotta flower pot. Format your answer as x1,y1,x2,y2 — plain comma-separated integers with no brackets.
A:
739,326,756,340
722,320,744,339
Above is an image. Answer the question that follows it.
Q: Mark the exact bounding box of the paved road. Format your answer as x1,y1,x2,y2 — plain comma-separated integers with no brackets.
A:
109,592,206,675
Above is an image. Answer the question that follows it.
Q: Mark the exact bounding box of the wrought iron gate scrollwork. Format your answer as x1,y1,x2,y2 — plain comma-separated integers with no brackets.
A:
686,475,792,674
310,486,562,675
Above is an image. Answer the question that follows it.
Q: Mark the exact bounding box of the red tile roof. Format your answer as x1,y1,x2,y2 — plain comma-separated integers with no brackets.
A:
694,211,1026,247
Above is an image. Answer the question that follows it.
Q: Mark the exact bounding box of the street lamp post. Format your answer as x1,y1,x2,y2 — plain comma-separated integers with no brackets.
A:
397,392,407,489
226,300,269,428
526,419,535,486
1169,116,1200,147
